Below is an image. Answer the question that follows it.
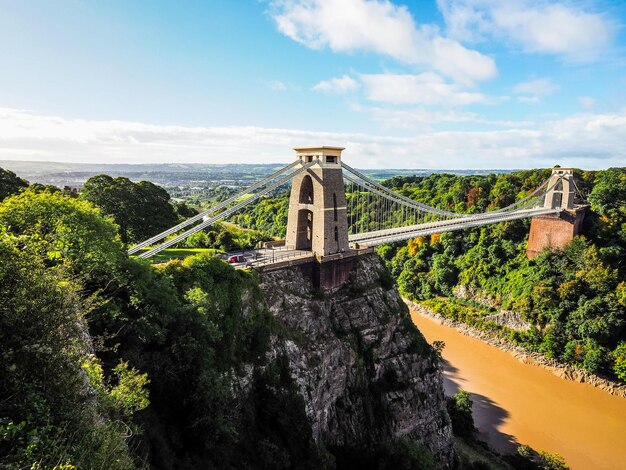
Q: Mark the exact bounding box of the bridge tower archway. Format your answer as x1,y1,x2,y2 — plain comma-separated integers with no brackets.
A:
299,175,314,204
295,209,313,250
545,168,576,210
285,147,350,256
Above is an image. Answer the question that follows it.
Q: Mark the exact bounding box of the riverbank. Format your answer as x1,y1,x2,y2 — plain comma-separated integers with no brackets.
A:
405,298,626,399
408,302,626,470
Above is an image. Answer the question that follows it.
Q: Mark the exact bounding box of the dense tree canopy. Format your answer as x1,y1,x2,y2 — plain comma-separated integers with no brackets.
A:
0,168,28,201
379,168,626,380
81,175,179,244
0,188,125,283
0,186,331,469
0,234,142,468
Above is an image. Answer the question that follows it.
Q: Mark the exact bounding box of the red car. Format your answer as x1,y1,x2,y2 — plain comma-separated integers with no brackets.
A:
227,255,246,263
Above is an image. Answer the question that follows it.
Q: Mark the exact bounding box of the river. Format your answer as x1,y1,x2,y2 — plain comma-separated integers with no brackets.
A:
410,309,626,470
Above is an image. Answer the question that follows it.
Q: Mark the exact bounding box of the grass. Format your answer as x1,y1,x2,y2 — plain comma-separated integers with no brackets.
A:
454,437,515,470
220,221,255,233
234,193,255,203
136,248,221,263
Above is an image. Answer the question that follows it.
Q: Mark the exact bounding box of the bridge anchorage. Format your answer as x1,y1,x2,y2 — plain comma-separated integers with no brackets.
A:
129,147,587,287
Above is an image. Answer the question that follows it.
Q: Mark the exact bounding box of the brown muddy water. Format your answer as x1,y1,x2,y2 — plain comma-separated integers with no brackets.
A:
410,309,626,470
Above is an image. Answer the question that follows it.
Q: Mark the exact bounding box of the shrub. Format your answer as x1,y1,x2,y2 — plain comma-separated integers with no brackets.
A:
446,390,475,438
611,343,626,381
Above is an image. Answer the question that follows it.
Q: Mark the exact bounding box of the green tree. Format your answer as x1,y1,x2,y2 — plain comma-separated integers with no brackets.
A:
173,200,198,219
181,230,210,248
588,168,626,220
611,343,626,381
217,230,234,250
0,167,28,201
446,390,475,438
0,188,125,281
81,175,178,244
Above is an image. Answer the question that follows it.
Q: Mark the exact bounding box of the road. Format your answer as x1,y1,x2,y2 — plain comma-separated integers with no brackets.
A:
224,246,312,268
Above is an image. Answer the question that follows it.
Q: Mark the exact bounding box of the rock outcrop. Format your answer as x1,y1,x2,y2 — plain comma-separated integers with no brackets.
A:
259,253,455,467
454,284,531,331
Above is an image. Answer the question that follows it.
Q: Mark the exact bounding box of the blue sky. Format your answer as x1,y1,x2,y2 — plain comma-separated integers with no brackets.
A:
1,0,625,168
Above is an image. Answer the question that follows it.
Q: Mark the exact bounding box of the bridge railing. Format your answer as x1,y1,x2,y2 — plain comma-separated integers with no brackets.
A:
246,248,313,268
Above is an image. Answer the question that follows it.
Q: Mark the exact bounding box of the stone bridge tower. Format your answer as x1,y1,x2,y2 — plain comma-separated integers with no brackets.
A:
285,147,350,257
545,168,576,210
527,167,586,258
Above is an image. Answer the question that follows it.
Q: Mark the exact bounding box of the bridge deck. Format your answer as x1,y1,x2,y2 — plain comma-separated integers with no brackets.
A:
349,207,559,246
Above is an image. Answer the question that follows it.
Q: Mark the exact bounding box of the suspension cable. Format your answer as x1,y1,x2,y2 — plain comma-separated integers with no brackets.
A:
139,160,318,259
128,159,301,254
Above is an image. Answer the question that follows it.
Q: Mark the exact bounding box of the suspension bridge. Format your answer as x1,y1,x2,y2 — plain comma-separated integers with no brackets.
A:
128,147,586,271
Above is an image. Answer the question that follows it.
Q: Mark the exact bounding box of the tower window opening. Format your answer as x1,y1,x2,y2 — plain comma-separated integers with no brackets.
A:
333,193,338,221
299,175,314,204
334,226,339,241
326,156,336,164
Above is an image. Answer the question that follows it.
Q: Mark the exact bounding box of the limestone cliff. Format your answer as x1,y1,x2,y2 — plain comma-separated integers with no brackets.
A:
259,253,454,467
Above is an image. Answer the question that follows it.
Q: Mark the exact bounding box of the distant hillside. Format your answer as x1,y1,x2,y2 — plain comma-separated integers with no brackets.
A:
0,160,516,188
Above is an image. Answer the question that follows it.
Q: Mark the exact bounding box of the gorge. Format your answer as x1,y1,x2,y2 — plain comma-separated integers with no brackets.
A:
411,306,626,470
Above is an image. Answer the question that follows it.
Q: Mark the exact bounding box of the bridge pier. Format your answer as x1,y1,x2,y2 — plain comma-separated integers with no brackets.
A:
313,256,357,290
526,208,586,258
526,168,586,258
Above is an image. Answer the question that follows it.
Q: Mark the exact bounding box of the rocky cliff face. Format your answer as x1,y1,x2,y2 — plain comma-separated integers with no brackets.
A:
259,253,454,467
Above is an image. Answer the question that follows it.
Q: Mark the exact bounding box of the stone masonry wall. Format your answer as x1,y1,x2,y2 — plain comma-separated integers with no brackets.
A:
526,209,586,258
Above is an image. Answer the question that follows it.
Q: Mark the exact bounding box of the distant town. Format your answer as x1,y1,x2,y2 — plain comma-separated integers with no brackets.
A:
0,160,515,198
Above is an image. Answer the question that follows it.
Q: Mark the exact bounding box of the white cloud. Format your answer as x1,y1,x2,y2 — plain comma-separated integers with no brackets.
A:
437,0,617,61
356,104,533,130
579,96,596,110
360,72,495,105
0,107,624,169
517,96,541,104
269,80,289,91
366,107,480,130
313,75,360,93
269,0,497,84
513,78,559,97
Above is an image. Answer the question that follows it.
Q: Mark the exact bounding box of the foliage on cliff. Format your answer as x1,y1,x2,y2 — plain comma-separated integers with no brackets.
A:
381,168,626,381
0,184,332,469
0,191,145,469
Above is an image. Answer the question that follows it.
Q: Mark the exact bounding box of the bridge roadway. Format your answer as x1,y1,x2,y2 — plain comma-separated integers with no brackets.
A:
129,155,565,261
349,207,559,246
147,207,560,270
219,207,559,270
224,245,313,269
